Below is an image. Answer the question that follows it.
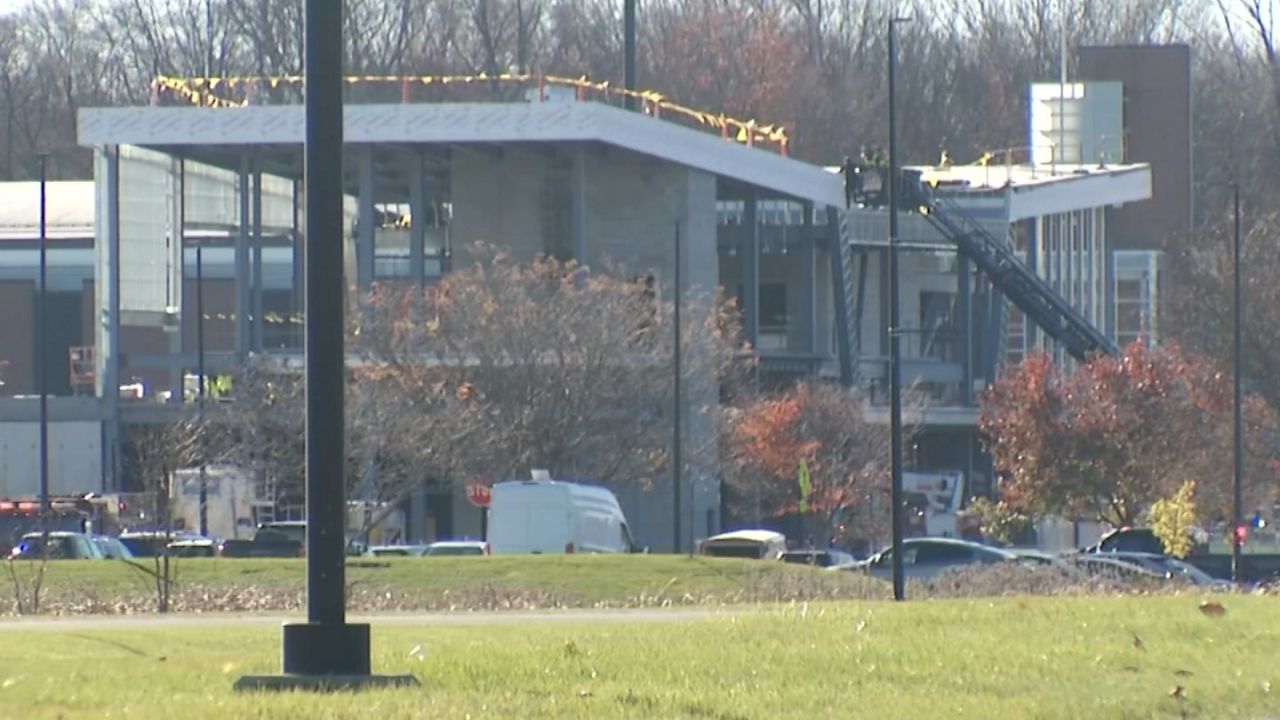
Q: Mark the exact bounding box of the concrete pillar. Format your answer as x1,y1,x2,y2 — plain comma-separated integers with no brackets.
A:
102,145,122,492
569,147,586,264
407,152,426,288
680,169,719,550
252,169,264,351
742,193,760,349
168,157,185,402
357,146,376,292
827,207,855,386
958,254,972,406
1025,219,1039,353
291,178,304,345
799,202,817,354
235,154,251,358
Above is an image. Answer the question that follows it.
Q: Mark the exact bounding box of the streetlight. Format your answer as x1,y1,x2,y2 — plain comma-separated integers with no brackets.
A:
624,0,637,111
1232,183,1244,583
887,15,911,602
37,153,50,542
673,222,682,554
235,0,414,691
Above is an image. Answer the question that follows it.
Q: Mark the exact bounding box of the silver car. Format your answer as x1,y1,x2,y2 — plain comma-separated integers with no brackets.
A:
855,538,1017,580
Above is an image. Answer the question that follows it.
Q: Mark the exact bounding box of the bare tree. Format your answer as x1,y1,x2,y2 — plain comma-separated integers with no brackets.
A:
124,418,205,612
358,244,743,499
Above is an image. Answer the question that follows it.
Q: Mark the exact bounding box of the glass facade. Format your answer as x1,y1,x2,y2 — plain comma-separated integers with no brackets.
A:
1114,250,1162,347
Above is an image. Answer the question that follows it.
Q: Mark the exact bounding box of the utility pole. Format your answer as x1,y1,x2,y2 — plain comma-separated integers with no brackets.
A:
237,0,414,690
1232,183,1244,583
887,16,911,602
624,0,637,111
673,222,682,554
198,0,212,539
38,153,50,541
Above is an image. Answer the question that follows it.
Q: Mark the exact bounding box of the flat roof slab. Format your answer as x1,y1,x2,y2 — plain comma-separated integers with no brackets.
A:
79,102,845,208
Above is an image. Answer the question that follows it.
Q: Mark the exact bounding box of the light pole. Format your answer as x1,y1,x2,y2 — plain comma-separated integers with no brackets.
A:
37,153,50,541
673,222,682,553
1232,183,1244,583
887,15,911,602
236,0,415,692
624,0,637,111
194,176,209,538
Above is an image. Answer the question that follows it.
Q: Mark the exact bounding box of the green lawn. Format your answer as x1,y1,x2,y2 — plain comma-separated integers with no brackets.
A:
7,555,887,613
1,596,1274,719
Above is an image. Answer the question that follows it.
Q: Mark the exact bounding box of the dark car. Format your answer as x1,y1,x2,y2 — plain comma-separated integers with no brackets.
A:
1106,552,1230,588
92,535,136,560
119,531,209,558
1084,527,1207,556
854,538,1018,580
10,532,104,560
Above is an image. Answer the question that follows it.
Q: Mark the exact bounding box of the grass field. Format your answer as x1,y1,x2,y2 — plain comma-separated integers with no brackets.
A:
4,555,888,614
1,596,1274,719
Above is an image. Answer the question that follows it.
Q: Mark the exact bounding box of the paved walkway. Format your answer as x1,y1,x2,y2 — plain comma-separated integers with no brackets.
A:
0,607,736,631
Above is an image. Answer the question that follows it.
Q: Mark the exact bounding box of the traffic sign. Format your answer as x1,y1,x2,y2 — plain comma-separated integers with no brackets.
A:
466,480,492,508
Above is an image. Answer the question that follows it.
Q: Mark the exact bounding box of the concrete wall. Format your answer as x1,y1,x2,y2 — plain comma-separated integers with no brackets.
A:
0,418,103,496
448,144,720,552
0,281,34,396
180,278,237,354
449,148,556,262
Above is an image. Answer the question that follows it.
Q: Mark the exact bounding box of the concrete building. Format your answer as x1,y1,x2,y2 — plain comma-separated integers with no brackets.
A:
68,98,840,552
1,66,1162,549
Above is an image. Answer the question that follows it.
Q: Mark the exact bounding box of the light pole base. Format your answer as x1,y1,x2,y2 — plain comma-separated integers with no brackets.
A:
234,622,419,693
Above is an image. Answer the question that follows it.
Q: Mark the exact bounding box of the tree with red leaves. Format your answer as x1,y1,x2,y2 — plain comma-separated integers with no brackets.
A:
723,381,891,545
980,342,1279,527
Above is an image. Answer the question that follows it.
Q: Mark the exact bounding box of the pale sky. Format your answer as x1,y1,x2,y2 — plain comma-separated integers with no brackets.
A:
0,0,30,16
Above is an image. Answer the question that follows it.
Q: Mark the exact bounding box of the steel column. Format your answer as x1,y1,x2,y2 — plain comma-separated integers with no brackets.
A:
742,194,759,349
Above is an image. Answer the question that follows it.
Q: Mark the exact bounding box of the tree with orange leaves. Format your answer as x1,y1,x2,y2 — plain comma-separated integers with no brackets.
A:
723,381,891,545
980,342,1279,528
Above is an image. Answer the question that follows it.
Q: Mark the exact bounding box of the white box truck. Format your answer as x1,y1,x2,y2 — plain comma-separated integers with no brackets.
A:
487,475,635,554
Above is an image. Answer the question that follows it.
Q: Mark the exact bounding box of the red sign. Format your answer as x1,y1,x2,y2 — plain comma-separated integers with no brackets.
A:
466,480,492,509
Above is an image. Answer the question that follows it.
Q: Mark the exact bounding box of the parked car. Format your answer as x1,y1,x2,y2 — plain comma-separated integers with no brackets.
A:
218,525,305,558
167,538,218,558
10,532,104,560
92,535,135,560
426,541,491,557
699,530,788,560
1083,527,1208,556
1068,553,1168,582
488,477,635,554
853,538,1018,580
367,544,431,557
781,549,855,568
1105,552,1230,588
1005,548,1063,565
119,531,200,558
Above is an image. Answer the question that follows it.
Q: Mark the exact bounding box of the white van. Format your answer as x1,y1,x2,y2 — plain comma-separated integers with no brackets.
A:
487,477,635,554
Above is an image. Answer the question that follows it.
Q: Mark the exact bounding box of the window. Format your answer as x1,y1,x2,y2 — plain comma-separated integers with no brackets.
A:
1114,251,1162,347
914,542,973,565
918,291,955,361
737,283,789,351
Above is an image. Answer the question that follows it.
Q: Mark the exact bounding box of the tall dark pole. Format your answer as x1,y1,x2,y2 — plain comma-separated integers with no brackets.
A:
239,0,413,690
673,222,682,553
624,0,637,111
38,153,50,539
196,201,208,537
303,0,346,631
1232,183,1244,583
887,17,909,602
